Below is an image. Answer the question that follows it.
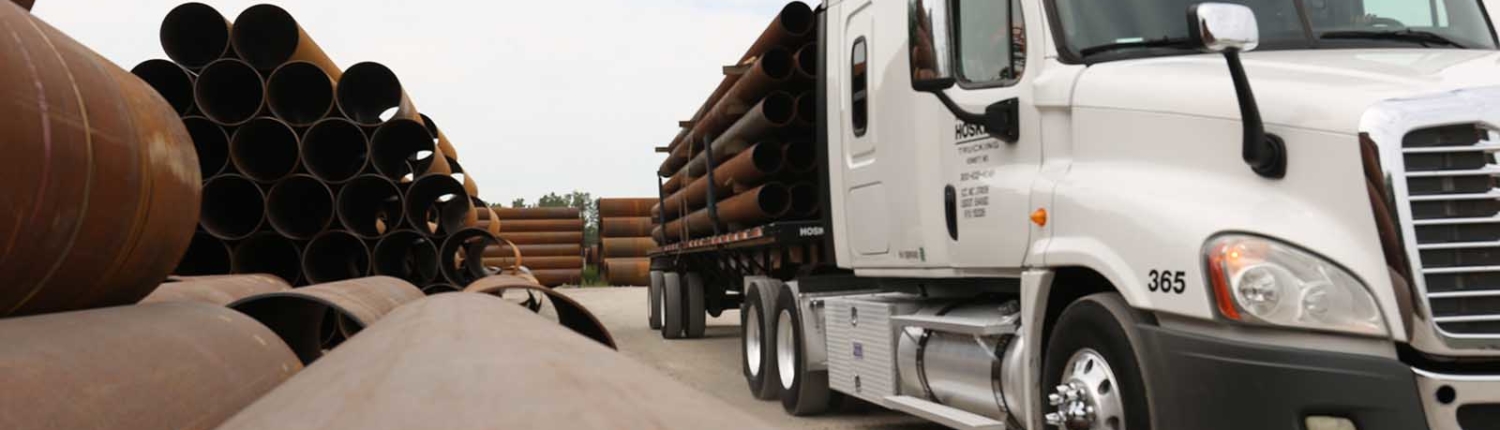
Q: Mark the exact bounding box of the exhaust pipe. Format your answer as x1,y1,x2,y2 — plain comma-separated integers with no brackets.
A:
685,91,796,178
266,174,334,240
303,117,369,184
336,62,418,126
159,2,231,70
231,4,340,77
174,232,233,276
303,230,372,284
229,276,423,364
373,230,440,286
231,116,302,183
131,59,196,115
338,174,404,239
404,174,474,236
231,233,304,286
439,228,501,287
195,58,265,126
141,274,292,306
183,116,230,178
371,118,439,181
200,174,265,240
267,61,336,127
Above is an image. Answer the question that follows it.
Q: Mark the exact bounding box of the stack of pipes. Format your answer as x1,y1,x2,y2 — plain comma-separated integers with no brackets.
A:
598,198,657,286
135,3,498,294
481,207,586,287
652,2,821,245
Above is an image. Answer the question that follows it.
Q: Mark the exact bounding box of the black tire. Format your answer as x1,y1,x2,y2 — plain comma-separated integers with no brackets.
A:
1043,293,1152,430
648,271,664,330
661,272,684,339
685,272,707,338
741,280,779,400
775,284,841,415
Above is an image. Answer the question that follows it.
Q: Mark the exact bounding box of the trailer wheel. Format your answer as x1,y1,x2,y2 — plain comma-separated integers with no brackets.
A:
1042,293,1151,430
775,284,840,415
685,273,707,338
661,272,684,339
648,271,664,330
742,280,779,400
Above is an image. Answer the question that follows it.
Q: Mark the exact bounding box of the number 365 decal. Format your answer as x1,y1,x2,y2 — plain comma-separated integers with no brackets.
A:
1148,270,1186,294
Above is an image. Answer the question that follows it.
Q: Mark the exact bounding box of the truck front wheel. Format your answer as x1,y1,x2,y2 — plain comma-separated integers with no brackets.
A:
774,284,840,415
1042,293,1152,430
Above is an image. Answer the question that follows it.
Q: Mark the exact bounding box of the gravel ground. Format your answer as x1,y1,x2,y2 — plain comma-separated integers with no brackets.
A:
559,287,941,430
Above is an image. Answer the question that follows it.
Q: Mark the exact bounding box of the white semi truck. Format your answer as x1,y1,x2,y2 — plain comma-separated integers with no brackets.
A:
650,0,1500,428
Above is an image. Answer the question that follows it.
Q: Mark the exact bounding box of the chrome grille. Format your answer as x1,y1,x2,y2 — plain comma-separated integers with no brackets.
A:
1402,124,1500,335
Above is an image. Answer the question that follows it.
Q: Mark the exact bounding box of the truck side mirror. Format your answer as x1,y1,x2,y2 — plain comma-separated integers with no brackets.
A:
1187,3,1260,52
1188,3,1286,179
907,0,1020,143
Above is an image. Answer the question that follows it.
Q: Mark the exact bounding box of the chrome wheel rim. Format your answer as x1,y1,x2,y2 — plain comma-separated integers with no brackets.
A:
1046,348,1125,430
657,284,666,328
776,309,796,390
746,301,762,376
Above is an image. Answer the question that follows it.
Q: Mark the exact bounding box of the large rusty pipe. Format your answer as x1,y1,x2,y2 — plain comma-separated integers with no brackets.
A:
741,2,816,65
794,42,818,81
267,174,334,240
662,170,685,194
491,207,581,220
131,59,195,115
338,174,404,239
659,48,794,176
499,231,585,245
267,61,336,127
0,302,301,430
12,0,31,11
466,277,613,346
440,228,502,287
600,217,655,238
422,283,461,295
602,237,656,259
598,197,658,218
604,258,651,286
184,116,230,177
483,256,583,270
0,3,202,316
195,58,265,126
304,230,372,284
531,269,584,287
232,233,303,285
175,232,232,276
485,218,585,233
662,141,783,219
784,138,818,173
684,91,795,178
664,182,791,240
200,174,265,240
371,118,439,181
405,174,474,237
448,156,478,196
231,116,301,183
303,117,368,184
788,181,820,218
336,62,418,126
420,113,460,159
159,2,231,70
231,4,340,77
229,276,424,364
483,243,582,258
141,274,292,306
373,230,440,286
794,92,816,128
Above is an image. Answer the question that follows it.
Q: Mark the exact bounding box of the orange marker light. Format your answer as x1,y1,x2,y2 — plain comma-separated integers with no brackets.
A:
1030,208,1048,227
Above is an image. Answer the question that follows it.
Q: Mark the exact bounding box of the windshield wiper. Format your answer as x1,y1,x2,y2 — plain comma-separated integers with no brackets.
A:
1320,29,1467,48
1079,37,1195,57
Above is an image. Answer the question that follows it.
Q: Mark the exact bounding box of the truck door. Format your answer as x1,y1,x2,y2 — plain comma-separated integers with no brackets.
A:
837,1,900,261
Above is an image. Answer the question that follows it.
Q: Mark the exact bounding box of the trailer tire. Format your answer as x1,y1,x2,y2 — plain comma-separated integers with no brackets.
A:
648,271,664,330
685,272,707,338
1042,293,1151,430
661,272,684,339
742,280,780,400
775,284,840,416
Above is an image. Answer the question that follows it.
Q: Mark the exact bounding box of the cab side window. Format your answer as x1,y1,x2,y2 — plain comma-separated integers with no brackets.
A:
852,37,869,137
954,0,1025,85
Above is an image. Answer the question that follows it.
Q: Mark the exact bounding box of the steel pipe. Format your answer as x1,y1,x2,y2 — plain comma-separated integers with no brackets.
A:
232,233,303,285
230,276,424,364
448,156,478,196
784,138,818,173
660,48,793,176
466,277,613,345
268,61,336,127
13,0,31,10
405,173,475,236
420,113,460,159
338,174,403,239
664,182,791,240
532,269,582,287
684,91,796,178
174,232,232,276
788,181,819,218
267,174,334,240
421,284,461,295
601,217,655,238
662,141,783,219
490,207,581,220
499,231,585,245
373,230,440,286
131,59,196,115
483,243,582,258
231,116,301,182
336,62,418,126
439,228,502,286
598,197,658,218
371,118,441,181
741,2,816,67
141,274,292,306
602,237,656,258
604,258,651,287
0,302,301,430
482,256,583,270
304,230,372,284
794,42,818,81
662,170,685,194
159,2,231,70
201,174,265,240
184,116,230,178
303,117,369,183
231,4,340,77
486,218,585,233
196,58,265,126
794,92,815,128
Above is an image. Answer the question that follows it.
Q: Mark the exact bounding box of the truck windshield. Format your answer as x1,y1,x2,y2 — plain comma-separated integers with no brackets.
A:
1051,0,1497,62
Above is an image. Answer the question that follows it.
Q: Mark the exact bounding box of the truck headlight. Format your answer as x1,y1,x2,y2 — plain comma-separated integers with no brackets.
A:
1205,235,1388,337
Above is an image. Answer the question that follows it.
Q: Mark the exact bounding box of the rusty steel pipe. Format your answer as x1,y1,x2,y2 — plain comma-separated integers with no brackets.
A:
601,217,655,238
338,174,403,239
794,92,815,128
662,170,685,194
660,48,794,177
664,182,791,240
440,228,502,287
336,62,418,126
421,283,461,295
231,116,301,183
448,156,478,196
741,2,816,66
602,237,656,259
483,256,583,270
229,276,424,364
605,258,651,286
466,277,613,346
132,59,196,115
267,174,334,240
499,231,585,245
12,0,31,10
490,207,580,220
231,4,340,77
267,61,336,127
794,42,818,81
196,58,265,126
233,233,303,285
200,174,265,240
483,243,582,258
528,269,582,287
485,218,585,233
784,138,818,173
304,230,372,284
141,274,292,306
371,118,440,181
405,173,475,237
420,113,460,159
598,197,658,218
303,117,368,184
159,2,231,70
662,141,783,219
684,91,796,178
373,230,440,286
184,116,230,177
174,232,232,276
0,302,301,430
788,181,820,218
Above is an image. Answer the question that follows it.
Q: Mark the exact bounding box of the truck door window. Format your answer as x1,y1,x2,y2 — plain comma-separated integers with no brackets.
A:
852,37,869,137
954,0,1025,86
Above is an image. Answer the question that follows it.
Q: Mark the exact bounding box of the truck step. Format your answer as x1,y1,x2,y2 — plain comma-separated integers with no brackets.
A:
883,395,1008,430
890,314,1017,337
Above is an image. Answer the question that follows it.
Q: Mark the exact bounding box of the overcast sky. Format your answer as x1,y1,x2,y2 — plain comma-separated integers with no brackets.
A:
32,0,798,205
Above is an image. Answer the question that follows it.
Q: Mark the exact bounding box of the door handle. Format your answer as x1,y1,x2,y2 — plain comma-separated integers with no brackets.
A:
944,185,958,240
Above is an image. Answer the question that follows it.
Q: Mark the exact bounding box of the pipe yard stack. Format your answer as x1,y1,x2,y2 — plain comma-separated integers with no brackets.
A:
598,198,658,286
484,207,587,287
